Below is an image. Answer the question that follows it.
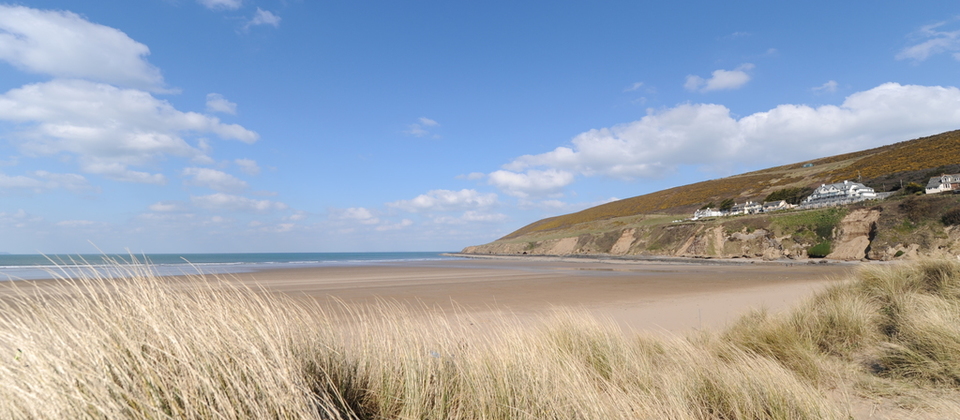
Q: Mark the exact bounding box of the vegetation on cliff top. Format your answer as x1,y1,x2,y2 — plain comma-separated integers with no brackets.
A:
502,130,960,240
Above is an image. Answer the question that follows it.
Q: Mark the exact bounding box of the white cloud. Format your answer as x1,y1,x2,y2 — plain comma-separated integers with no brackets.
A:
503,83,960,184
813,80,839,93
337,207,380,225
624,82,644,92
388,189,498,212
0,79,258,183
404,117,440,138
198,0,242,11
685,63,754,92
487,169,575,198
235,158,261,175
206,93,237,114
191,193,288,212
182,167,248,192
0,5,164,90
245,8,281,30
897,21,960,62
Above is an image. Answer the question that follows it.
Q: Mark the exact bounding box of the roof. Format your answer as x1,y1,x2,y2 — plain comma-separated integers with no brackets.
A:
928,174,960,189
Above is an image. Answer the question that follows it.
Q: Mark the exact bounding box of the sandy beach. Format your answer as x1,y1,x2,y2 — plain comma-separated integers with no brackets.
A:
0,257,856,333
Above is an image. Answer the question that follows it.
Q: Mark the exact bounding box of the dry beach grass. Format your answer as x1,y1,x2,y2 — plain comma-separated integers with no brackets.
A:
2,259,960,418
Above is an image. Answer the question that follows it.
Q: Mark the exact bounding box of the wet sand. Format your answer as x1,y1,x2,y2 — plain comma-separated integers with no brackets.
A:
0,258,856,333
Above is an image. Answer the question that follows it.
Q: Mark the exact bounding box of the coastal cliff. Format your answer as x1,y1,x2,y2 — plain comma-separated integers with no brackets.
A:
463,194,960,261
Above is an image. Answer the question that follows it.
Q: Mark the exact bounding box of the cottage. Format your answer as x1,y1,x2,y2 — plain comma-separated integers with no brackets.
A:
800,180,877,208
925,174,960,194
730,201,762,215
762,200,791,213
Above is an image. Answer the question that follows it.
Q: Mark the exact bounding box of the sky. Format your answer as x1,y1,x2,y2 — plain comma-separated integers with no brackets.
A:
0,0,959,254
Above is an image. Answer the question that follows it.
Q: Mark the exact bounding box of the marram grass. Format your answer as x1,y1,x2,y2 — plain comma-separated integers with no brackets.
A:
3,260,960,418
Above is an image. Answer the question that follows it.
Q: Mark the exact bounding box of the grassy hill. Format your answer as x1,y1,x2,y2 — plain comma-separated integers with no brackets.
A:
500,129,960,240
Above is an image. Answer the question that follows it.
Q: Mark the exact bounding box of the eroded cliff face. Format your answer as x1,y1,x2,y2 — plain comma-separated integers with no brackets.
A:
463,222,813,260
463,208,959,261
827,209,881,260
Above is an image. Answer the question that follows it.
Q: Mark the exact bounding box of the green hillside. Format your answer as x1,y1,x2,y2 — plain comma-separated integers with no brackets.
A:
501,130,960,240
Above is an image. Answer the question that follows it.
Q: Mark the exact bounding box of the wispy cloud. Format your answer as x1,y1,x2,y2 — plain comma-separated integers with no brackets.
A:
234,158,260,175
813,80,838,93
206,93,237,114
624,82,644,92
244,8,281,30
897,20,960,62
0,171,95,194
197,0,242,11
404,117,441,138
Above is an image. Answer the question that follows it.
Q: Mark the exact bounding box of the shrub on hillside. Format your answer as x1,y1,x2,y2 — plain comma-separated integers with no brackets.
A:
719,198,735,211
764,187,814,205
807,241,832,258
903,182,925,195
942,208,960,226
899,196,936,222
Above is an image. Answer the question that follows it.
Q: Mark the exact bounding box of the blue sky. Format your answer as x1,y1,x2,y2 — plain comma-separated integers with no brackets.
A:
0,0,959,253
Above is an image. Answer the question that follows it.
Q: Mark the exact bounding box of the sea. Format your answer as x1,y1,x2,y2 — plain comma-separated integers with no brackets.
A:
0,252,459,281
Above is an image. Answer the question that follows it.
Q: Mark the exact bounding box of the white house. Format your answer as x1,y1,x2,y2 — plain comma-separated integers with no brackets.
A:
730,201,762,215
762,200,792,213
800,180,877,208
692,208,723,219
925,174,960,194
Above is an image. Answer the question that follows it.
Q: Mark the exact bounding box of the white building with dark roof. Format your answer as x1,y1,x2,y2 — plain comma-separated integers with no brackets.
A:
800,180,877,208
926,174,960,194
730,201,762,215
762,200,792,213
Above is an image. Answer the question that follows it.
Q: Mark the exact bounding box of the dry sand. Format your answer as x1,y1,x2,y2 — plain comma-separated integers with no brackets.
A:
0,257,856,333
211,258,854,333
